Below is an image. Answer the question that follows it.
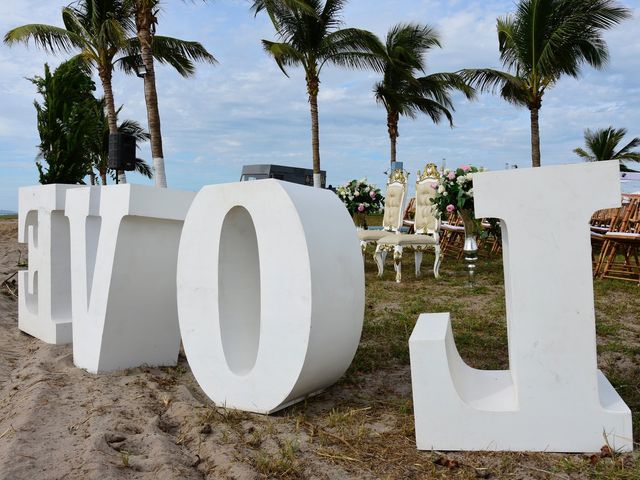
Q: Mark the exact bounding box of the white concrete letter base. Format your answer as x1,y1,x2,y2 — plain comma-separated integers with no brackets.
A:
177,179,365,414
410,161,633,452
66,185,194,373
18,185,81,344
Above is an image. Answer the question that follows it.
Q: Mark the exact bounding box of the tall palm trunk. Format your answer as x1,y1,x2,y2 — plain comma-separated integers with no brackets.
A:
307,73,321,188
387,110,399,166
530,106,541,168
98,67,126,183
136,3,167,188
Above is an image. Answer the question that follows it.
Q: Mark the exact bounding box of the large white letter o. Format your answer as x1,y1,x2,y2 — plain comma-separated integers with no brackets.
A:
177,180,364,413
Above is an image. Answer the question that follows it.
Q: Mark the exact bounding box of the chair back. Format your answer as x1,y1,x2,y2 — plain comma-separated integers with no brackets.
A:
414,163,440,234
381,169,407,231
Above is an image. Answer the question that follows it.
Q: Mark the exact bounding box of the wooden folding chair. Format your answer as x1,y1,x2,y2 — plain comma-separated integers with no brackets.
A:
598,196,640,284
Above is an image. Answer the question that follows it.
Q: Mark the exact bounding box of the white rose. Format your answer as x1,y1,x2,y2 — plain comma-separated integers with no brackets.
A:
466,173,474,181
438,185,446,193
354,190,360,196
348,195,354,200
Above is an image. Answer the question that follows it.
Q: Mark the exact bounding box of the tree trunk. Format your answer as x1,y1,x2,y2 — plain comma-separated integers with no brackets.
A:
307,74,321,188
98,67,126,183
530,106,541,168
137,3,167,188
387,110,399,166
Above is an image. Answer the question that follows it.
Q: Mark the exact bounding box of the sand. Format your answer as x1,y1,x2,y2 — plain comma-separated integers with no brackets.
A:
0,218,636,479
0,219,366,480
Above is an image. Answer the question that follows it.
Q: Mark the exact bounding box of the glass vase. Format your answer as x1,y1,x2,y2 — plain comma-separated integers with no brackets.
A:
458,208,479,286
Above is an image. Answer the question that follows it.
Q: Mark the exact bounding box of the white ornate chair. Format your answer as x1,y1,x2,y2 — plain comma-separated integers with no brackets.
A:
376,164,441,282
357,169,407,255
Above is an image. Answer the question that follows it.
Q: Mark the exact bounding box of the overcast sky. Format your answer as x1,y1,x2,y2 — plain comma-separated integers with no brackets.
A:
0,0,639,210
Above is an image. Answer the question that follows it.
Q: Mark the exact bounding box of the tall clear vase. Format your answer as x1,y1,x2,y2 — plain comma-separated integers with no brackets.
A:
458,209,479,286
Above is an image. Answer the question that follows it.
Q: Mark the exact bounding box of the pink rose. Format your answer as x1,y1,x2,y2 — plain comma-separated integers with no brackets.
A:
446,204,455,213
369,190,376,199
358,204,365,212
431,182,439,189
447,171,456,180
461,165,471,172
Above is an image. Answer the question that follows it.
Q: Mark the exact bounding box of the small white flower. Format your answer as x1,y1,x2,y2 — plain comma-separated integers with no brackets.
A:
348,195,354,201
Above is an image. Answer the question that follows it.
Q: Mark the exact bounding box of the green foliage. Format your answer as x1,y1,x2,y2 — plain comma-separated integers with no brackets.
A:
461,0,631,109
574,127,640,172
29,58,97,184
374,23,474,126
256,0,384,83
460,0,630,166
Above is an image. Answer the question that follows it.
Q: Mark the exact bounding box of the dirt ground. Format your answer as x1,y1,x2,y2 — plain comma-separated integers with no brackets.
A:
0,219,638,479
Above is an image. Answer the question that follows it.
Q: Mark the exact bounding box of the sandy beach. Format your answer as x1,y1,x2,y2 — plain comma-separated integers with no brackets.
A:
0,218,637,480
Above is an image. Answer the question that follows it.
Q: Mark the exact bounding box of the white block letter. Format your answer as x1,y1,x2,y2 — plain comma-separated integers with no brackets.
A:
177,180,364,414
18,185,81,344
66,185,194,373
410,161,633,452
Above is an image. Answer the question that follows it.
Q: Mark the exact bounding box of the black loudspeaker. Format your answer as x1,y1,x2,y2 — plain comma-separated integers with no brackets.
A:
108,133,136,171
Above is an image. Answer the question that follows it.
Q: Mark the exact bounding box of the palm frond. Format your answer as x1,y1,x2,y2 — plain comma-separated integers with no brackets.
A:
133,158,153,178
319,28,385,72
4,24,82,53
459,68,529,106
150,36,217,77
573,147,594,160
614,136,640,158
576,127,640,167
262,40,304,76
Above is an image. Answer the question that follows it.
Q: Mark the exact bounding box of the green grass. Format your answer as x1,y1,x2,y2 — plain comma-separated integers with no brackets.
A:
0,215,17,220
123,241,640,479
326,250,639,478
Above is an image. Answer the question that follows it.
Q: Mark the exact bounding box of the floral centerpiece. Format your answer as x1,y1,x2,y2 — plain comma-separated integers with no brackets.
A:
336,179,384,228
431,164,487,285
431,164,485,226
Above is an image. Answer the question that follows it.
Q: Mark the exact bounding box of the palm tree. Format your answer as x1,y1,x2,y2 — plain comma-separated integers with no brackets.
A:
253,0,384,187
460,0,630,167
128,0,217,188
5,1,132,134
574,127,640,172
4,0,214,184
374,23,475,166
